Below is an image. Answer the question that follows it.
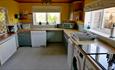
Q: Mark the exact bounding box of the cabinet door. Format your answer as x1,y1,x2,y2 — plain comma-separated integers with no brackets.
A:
8,37,17,56
0,36,17,65
63,34,68,47
31,31,46,47
72,1,82,11
0,43,8,65
18,32,31,46
47,31,63,42
67,39,74,69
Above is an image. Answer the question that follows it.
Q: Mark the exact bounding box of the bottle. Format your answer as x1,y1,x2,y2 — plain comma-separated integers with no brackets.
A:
110,24,115,38
87,25,90,29
39,22,42,25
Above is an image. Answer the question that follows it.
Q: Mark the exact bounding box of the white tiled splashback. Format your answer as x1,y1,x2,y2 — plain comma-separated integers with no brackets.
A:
0,7,8,34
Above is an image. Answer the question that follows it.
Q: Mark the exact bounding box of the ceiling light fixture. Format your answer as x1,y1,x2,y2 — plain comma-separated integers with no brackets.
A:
42,0,52,4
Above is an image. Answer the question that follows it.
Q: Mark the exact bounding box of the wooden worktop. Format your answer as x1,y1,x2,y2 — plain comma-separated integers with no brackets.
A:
18,28,78,37
63,29,77,37
0,28,77,45
0,33,16,44
71,37,115,53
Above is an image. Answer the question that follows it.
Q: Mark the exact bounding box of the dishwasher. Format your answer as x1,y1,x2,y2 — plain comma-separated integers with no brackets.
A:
31,31,46,47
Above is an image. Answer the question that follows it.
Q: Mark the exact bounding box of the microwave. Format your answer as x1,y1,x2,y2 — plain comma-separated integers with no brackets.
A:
62,23,75,29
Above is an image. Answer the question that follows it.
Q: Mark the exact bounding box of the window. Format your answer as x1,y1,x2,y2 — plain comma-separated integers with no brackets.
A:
84,10,103,30
34,12,46,24
84,7,115,35
84,12,92,30
102,7,115,29
102,7,115,35
33,12,60,25
47,13,60,24
91,10,103,30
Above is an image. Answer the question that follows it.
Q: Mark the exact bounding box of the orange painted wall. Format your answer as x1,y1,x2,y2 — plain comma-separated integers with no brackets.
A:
0,0,19,24
19,3,70,23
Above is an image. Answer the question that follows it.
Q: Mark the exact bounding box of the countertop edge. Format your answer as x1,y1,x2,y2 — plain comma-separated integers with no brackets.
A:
0,33,16,45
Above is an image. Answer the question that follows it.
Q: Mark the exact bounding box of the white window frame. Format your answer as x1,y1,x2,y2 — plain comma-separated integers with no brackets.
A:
33,12,61,25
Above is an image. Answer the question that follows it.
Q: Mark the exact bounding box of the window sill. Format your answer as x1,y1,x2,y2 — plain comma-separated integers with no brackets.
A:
89,29,115,41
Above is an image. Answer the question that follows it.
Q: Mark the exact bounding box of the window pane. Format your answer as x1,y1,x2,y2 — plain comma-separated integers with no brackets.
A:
102,7,115,29
84,12,92,30
33,12,60,25
33,12,46,25
91,10,103,29
36,12,46,23
47,12,60,25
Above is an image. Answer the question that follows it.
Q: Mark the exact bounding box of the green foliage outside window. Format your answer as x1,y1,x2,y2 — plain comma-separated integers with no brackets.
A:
48,15,57,24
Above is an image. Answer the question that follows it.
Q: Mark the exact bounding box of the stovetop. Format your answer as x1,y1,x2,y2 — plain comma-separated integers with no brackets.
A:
89,54,115,70
79,42,115,70
71,31,115,70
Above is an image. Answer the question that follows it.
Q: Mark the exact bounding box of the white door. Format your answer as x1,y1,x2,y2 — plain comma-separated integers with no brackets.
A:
31,31,46,47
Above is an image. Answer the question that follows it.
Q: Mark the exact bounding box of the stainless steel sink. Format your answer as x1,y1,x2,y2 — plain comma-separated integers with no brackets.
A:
71,32,97,41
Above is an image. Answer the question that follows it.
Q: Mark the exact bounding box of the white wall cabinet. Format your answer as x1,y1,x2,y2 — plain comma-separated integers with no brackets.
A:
0,35,17,65
31,31,46,47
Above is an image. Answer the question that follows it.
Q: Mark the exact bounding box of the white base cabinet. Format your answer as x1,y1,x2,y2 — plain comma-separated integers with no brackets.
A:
0,35,17,65
67,39,74,70
31,31,46,47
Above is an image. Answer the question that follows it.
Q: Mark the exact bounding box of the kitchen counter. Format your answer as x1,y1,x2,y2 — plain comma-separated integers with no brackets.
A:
17,28,78,47
18,28,78,37
18,28,63,32
0,28,77,45
71,38,115,53
63,29,78,37
0,33,16,44
71,37,115,70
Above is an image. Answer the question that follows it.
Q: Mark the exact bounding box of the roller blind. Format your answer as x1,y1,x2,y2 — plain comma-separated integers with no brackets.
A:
32,6,61,12
84,0,115,12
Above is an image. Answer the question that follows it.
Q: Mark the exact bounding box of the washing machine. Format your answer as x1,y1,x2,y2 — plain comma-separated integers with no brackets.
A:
72,45,86,70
